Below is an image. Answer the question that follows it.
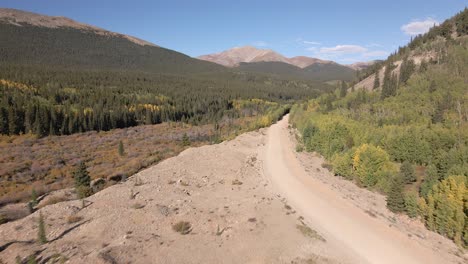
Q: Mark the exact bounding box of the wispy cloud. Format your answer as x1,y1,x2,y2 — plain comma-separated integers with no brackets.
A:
307,44,388,64
303,40,321,45
252,41,268,47
364,50,388,57
366,43,383,48
319,45,367,54
401,18,439,36
296,38,321,45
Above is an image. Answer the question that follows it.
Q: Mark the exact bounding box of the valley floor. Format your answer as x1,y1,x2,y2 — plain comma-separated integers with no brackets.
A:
0,116,465,263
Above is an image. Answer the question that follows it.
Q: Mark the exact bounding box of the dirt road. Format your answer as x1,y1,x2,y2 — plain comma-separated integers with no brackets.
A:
262,115,449,264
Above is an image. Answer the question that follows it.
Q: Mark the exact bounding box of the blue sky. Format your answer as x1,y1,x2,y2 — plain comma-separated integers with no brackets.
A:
1,0,466,63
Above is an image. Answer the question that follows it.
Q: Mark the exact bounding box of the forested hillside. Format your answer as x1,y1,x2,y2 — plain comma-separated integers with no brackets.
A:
0,16,332,137
235,60,356,82
290,8,468,246
0,22,225,74
0,65,329,137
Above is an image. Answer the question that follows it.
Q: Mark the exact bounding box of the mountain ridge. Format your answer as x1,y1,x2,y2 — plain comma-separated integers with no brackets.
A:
0,8,156,47
198,46,337,68
0,8,227,75
0,8,359,82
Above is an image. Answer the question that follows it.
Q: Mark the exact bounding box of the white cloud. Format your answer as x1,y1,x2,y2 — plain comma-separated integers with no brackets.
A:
319,45,367,54
401,18,439,36
306,44,389,64
252,41,268,47
366,43,383,48
303,40,321,45
296,38,321,45
364,50,389,57
340,58,361,63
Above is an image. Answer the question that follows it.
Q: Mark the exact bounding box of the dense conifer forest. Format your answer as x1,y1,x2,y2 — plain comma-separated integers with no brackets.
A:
0,65,329,136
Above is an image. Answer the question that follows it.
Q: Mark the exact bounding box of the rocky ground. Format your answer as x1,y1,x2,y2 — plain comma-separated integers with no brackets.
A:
0,129,340,264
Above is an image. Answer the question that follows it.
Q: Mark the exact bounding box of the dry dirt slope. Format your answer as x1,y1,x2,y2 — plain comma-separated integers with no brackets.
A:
0,116,465,263
0,128,344,263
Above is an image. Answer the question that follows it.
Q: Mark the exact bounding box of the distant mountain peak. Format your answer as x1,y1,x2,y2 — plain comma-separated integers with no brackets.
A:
346,61,379,70
0,8,156,47
198,46,288,67
198,46,337,68
288,56,335,68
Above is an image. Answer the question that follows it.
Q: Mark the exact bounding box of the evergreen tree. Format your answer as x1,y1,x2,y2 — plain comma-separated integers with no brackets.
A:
8,107,17,135
387,176,406,213
389,73,398,96
399,58,415,84
420,164,439,198
373,72,380,90
339,81,347,98
37,212,47,244
73,161,92,198
404,192,419,218
400,161,416,184
30,189,38,207
145,110,152,125
33,109,45,137
0,107,8,135
381,64,393,99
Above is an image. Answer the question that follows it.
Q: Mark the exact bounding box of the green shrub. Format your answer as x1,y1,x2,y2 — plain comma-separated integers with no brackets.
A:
314,122,350,158
172,221,192,235
419,176,467,246
0,213,7,224
302,123,318,152
181,133,190,146
385,130,431,164
332,150,354,180
76,185,92,199
295,144,304,152
353,144,396,188
27,255,37,264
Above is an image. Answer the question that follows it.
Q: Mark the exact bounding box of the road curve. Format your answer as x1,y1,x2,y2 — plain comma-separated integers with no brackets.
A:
262,115,447,264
